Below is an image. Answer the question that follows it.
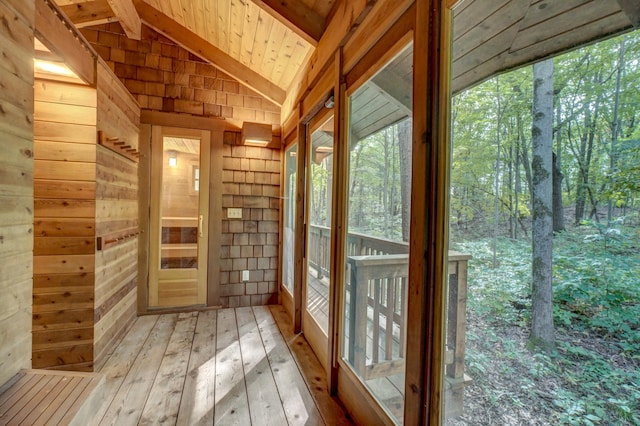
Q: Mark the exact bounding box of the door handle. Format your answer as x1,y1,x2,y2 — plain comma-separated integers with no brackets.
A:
199,215,204,238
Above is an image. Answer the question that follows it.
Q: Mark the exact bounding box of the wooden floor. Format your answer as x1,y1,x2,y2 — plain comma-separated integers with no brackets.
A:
91,305,352,426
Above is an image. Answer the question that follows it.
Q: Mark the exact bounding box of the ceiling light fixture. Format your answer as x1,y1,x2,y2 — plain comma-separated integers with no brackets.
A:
168,150,178,167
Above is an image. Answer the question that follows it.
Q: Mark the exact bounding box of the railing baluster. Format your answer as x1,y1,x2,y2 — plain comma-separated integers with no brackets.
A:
385,277,394,360
372,278,381,364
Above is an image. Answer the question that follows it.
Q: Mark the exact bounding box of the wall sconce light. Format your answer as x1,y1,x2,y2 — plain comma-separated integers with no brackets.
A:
168,150,177,167
242,122,272,147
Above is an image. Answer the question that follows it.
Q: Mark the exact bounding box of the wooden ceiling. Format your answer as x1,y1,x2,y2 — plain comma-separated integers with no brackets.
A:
52,0,638,110
54,0,336,105
451,0,640,93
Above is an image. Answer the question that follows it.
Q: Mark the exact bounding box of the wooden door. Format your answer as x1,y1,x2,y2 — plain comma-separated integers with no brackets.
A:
149,127,211,308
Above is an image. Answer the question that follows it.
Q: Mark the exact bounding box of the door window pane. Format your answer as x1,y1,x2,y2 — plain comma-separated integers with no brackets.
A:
343,43,413,424
161,137,200,269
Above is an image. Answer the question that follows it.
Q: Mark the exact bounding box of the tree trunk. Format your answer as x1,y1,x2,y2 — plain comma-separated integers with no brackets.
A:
493,77,502,268
608,36,626,223
325,155,333,228
552,152,565,232
553,101,565,232
398,119,412,242
530,58,555,351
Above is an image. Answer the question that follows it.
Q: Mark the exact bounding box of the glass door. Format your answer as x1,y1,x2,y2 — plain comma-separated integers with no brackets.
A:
342,44,413,424
304,113,334,367
149,127,210,308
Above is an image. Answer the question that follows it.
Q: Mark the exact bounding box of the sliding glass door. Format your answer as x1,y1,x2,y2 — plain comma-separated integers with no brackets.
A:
342,44,414,424
304,112,335,368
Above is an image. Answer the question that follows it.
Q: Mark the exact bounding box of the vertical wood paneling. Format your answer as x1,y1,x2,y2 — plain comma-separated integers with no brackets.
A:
0,0,34,387
33,79,97,371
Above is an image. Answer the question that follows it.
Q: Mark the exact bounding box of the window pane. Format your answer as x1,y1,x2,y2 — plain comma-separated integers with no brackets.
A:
283,144,297,294
445,29,640,425
343,43,413,424
307,118,334,333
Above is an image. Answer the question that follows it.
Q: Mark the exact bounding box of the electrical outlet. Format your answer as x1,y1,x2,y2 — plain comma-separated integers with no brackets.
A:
242,270,250,281
227,208,242,219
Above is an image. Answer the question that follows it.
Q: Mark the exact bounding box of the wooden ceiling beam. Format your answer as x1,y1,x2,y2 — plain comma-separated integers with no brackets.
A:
106,0,141,39
60,0,116,28
35,0,96,85
133,1,286,105
251,0,325,46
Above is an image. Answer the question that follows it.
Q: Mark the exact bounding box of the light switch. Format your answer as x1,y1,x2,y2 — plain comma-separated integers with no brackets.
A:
242,270,250,281
227,208,242,219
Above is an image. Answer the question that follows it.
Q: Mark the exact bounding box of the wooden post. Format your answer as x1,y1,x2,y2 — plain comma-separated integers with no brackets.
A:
328,48,348,394
293,107,307,334
405,0,453,424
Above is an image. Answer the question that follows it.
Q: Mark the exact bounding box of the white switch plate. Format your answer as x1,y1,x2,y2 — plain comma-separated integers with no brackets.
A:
242,270,250,281
227,208,242,219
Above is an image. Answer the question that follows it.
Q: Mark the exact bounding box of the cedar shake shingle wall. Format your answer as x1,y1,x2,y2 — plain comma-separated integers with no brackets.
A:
221,145,281,307
84,23,282,308
0,0,34,386
82,24,281,129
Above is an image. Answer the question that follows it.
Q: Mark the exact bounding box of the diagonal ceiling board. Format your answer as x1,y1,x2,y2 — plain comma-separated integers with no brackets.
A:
251,0,324,46
133,0,286,105
370,78,411,116
60,0,116,28
617,0,640,26
107,0,141,39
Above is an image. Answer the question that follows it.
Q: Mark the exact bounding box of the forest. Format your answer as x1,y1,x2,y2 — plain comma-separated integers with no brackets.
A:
312,29,639,424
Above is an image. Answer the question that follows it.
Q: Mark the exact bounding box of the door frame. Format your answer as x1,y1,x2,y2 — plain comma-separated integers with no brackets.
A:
148,126,210,308
137,112,224,314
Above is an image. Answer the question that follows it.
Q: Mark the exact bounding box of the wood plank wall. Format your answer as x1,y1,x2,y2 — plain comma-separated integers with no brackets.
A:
82,23,280,131
33,79,97,371
0,0,35,387
94,62,140,370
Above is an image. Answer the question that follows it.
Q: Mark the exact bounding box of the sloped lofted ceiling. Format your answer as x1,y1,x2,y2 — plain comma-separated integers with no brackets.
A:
52,0,638,113
53,0,335,105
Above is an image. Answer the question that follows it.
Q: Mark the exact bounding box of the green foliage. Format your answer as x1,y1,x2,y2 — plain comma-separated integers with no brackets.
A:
453,232,640,424
447,27,640,426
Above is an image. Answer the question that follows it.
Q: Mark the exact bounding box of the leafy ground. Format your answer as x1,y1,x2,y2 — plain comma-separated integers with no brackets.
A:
446,221,640,425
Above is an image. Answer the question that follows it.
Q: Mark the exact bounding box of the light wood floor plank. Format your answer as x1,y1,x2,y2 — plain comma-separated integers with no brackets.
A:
254,306,325,425
99,314,178,426
177,310,217,426
214,308,251,425
80,307,353,426
267,305,353,426
237,307,288,426
139,312,198,425
91,315,159,425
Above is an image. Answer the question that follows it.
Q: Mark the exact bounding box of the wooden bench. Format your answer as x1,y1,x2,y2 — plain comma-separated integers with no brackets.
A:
0,370,104,426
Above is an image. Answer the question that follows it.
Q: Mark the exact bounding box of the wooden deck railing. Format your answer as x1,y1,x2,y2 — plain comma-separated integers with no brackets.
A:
308,225,470,386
